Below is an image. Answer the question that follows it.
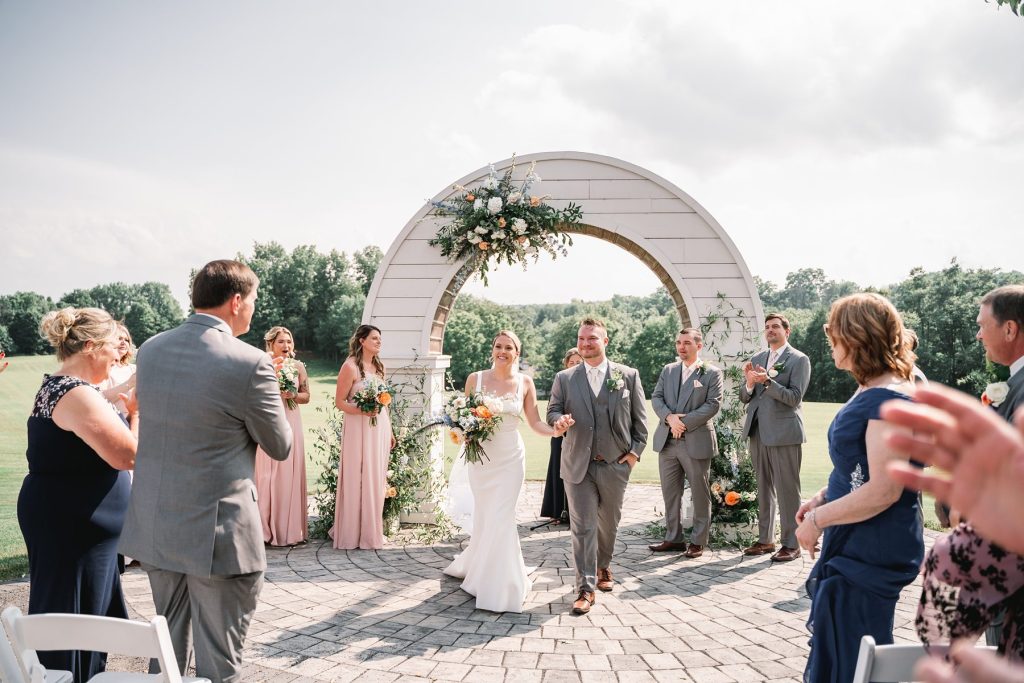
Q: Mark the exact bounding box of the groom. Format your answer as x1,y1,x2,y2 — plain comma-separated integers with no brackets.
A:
548,316,648,615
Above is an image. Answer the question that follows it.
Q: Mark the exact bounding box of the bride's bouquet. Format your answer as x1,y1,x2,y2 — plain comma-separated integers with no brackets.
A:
273,356,301,410
351,377,394,427
434,392,503,464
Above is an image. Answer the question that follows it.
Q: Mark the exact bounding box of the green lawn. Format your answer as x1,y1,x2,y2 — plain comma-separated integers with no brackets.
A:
0,356,936,581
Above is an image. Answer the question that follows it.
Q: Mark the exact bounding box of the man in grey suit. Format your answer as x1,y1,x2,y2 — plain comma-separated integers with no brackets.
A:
120,260,292,683
975,284,1024,646
648,328,723,558
739,313,811,563
978,285,1024,421
548,317,648,615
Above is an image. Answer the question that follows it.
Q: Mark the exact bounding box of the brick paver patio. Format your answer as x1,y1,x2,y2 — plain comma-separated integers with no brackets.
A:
6,482,930,682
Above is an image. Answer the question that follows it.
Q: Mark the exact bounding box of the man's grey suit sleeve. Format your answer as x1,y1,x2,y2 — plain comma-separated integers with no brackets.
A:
651,365,671,422
739,381,754,404
681,367,723,431
763,353,811,408
628,369,648,459
245,355,293,461
547,374,566,426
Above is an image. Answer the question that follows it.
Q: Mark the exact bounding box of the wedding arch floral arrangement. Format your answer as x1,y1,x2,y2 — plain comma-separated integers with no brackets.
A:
429,156,584,285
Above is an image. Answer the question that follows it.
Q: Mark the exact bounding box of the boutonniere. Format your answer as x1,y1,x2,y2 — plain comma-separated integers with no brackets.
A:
606,368,625,392
768,361,786,378
982,381,1009,407
694,359,706,377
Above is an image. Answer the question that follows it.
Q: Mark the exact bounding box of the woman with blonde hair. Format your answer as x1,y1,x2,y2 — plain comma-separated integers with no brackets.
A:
98,322,136,418
795,292,924,682
443,330,567,613
332,324,393,549
254,325,310,546
19,307,137,682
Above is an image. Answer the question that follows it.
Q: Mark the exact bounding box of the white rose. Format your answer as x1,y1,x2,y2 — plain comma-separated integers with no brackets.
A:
474,226,489,235
491,230,506,239
512,218,527,233
473,198,483,211
468,235,481,244
508,191,522,204
768,369,778,378
453,396,467,409
986,382,1010,406
486,197,502,214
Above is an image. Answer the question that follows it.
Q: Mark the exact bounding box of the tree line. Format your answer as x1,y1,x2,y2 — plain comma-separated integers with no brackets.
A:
2,246,1018,404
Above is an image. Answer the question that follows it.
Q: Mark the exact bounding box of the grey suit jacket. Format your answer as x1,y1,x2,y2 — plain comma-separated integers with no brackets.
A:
547,361,648,485
119,314,292,577
651,361,723,457
997,369,1024,423
739,346,811,447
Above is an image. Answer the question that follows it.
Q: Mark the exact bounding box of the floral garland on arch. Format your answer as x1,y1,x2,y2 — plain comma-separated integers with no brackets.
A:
428,156,584,285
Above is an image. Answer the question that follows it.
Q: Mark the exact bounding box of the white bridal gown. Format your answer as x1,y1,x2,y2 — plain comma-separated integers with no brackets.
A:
443,373,532,613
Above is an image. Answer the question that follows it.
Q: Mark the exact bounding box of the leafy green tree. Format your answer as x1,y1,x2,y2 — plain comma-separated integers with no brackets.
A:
0,292,56,355
353,246,384,296
626,313,680,391
442,295,513,388
316,294,365,361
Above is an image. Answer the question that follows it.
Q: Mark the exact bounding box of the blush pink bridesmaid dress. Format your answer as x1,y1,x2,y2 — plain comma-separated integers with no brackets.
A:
330,377,391,550
255,399,308,546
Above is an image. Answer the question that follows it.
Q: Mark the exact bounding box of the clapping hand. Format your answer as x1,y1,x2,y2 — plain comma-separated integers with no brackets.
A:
881,383,1024,556
743,361,768,386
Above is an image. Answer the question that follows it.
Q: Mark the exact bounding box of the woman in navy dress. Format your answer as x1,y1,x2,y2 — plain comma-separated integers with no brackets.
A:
19,308,138,682
795,293,924,683
540,347,583,524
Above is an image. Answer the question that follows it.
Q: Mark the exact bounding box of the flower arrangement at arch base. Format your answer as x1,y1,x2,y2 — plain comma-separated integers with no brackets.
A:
707,422,760,547
428,155,583,285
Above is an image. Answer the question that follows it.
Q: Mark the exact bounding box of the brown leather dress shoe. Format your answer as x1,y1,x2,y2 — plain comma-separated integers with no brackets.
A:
648,541,687,552
742,542,777,556
684,544,704,558
596,567,614,592
770,546,801,562
572,590,595,614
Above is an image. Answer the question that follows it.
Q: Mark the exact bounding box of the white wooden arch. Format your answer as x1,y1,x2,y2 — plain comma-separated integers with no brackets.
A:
366,151,763,366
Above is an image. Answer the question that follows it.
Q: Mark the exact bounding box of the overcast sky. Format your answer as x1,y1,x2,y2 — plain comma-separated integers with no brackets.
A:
1,1,1021,307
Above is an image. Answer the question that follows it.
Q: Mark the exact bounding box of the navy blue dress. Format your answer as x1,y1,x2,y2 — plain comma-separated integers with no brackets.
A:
804,388,924,683
18,375,131,683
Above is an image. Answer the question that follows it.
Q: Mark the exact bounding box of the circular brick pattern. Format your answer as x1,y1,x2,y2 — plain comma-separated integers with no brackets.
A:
120,483,930,682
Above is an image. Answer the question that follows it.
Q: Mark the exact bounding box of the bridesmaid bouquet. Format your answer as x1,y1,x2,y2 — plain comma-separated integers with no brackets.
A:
435,392,503,464
352,377,394,426
273,356,301,409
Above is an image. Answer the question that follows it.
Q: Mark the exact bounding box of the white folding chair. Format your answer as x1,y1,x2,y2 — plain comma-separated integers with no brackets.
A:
0,609,71,683
1,607,209,683
852,634,996,683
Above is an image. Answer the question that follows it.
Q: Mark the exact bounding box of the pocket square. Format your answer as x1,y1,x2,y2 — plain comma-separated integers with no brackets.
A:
693,380,703,388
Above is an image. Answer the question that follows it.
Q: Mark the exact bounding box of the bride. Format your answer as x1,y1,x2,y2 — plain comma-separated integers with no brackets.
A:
444,329,569,613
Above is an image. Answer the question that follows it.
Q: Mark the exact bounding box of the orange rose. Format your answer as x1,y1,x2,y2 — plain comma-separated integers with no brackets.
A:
724,491,741,506
478,242,490,250
386,486,397,498
497,217,506,228
517,236,527,244
465,193,475,201
378,391,392,406
529,195,541,207
450,431,463,445
474,405,493,419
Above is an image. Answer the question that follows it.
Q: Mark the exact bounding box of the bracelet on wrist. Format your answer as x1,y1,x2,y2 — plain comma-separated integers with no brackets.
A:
808,508,823,533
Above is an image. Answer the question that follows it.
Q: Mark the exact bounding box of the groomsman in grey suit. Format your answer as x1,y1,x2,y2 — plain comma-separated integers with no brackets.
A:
648,328,723,558
978,285,1024,421
120,260,292,683
548,317,648,615
739,313,811,563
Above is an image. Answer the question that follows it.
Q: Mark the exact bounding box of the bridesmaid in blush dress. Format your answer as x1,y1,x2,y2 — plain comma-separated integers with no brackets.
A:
331,324,394,550
254,326,310,546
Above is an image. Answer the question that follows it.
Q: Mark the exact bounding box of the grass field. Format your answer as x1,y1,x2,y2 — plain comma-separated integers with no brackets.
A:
0,355,936,581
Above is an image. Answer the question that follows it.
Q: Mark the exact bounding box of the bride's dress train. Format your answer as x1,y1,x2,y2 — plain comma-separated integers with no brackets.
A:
443,374,532,613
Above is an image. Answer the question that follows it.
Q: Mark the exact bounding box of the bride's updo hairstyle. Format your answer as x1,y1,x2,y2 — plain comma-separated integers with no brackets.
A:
348,324,385,379
39,307,118,362
824,293,916,385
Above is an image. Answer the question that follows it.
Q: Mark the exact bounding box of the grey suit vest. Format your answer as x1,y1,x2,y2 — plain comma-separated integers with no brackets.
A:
590,385,619,459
